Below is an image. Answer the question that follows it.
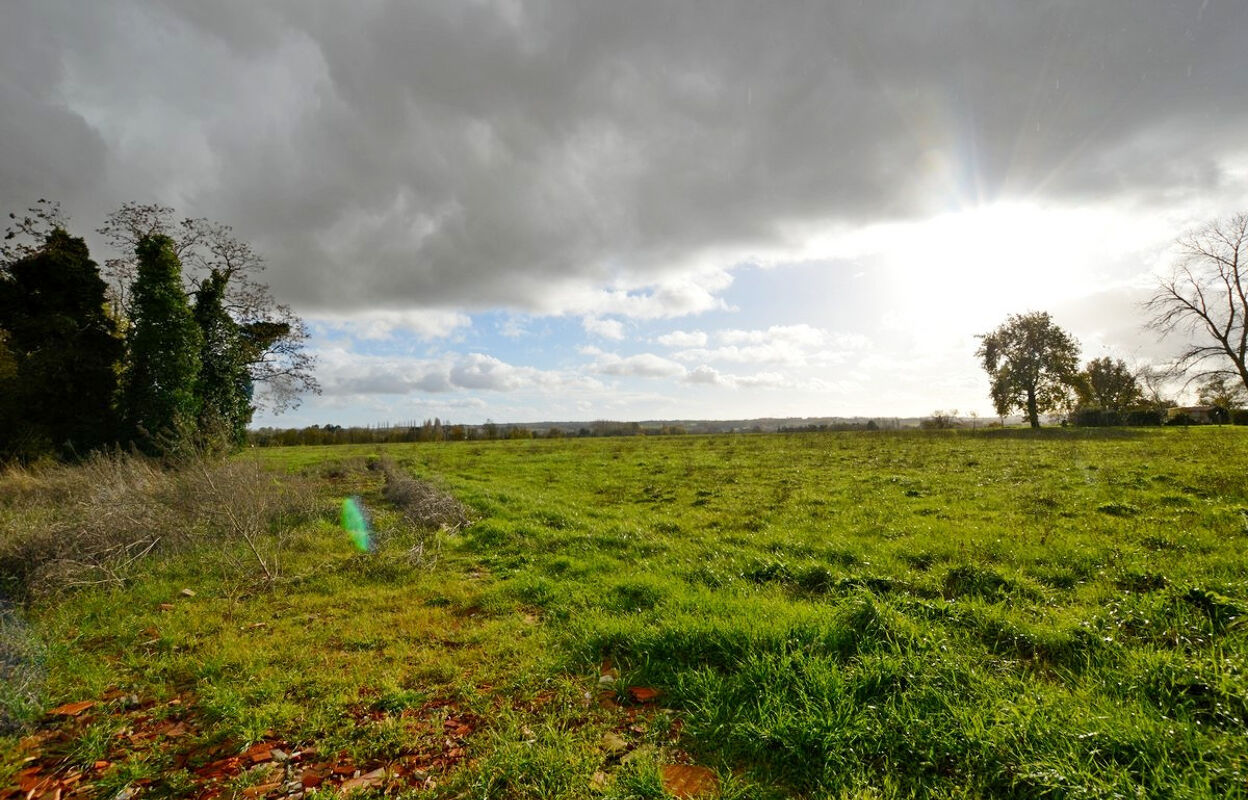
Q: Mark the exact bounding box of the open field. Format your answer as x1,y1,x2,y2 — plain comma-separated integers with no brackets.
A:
3,428,1248,798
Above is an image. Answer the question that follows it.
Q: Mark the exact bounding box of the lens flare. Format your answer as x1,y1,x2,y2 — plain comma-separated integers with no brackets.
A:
341,496,372,552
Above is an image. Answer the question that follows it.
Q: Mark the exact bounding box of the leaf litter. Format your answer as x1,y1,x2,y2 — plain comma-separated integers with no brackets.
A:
1,689,481,800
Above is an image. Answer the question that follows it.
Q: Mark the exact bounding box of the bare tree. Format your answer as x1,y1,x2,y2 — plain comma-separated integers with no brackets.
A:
1146,213,1248,396
1,199,68,270
98,203,318,412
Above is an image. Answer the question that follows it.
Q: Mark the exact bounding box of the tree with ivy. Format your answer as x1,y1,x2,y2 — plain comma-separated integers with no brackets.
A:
192,270,253,448
119,235,202,456
99,203,317,413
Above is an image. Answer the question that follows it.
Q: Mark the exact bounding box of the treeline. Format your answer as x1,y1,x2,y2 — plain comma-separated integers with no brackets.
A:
778,420,893,433
0,201,313,461
248,419,691,447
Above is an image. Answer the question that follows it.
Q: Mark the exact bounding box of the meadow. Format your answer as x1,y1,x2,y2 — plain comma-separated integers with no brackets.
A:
2,428,1247,799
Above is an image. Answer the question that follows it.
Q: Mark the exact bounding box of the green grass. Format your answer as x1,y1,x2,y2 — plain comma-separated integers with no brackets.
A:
4,427,1248,798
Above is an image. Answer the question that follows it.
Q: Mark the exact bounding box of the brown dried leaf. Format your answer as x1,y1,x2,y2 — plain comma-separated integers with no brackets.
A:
340,767,387,793
661,764,719,799
47,701,94,717
628,686,660,703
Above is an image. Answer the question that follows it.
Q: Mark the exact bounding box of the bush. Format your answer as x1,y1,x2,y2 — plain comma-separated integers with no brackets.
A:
1071,407,1164,427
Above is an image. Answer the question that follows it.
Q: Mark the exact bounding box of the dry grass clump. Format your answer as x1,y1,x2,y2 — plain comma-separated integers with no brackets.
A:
0,453,319,601
379,460,470,533
373,459,470,568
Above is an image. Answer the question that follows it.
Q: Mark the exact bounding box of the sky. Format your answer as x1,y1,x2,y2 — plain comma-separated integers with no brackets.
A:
4,1,1248,426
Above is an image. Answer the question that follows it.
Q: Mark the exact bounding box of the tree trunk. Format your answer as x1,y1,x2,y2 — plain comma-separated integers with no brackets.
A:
1026,388,1040,429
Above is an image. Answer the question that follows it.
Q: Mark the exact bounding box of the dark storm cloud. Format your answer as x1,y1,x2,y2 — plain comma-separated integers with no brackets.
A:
4,0,1246,314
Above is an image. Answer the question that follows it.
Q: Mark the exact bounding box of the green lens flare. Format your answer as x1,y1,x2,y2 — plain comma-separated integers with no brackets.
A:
341,496,372,552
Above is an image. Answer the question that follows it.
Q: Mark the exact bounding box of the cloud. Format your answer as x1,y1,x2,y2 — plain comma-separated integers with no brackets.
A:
316,348,597,396
582,316,625,340
673,325,869,366
682,365,819,390
310,309,471,340
590,352,688,379
657,330,708,347
7,0,1245,322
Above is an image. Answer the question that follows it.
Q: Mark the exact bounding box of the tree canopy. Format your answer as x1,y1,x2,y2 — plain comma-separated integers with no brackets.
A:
1076,357,1143,413
0,227,122,457
0,200,317,461
976,312,1081,429
98,203,317,412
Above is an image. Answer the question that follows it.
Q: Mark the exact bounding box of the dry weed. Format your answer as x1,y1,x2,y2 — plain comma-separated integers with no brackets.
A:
0,453,319,600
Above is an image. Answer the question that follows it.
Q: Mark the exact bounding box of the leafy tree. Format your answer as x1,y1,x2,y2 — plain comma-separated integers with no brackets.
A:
0,227,122,458
1146,213,1248,397
1076,357,1142,413
193,270,252,448
120,235,202,456
98,203,317,413
1196,374,1247,414
976,312,1081,429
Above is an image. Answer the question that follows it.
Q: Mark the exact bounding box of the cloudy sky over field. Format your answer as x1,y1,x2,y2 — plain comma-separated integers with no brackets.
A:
5,1,1248,425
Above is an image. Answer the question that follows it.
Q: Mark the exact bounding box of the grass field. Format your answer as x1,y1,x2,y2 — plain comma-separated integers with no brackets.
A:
3,428,1248,798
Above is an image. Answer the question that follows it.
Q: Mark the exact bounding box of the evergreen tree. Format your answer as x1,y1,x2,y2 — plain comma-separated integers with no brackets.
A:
193,269,253,448
120,235,202,456
0,229,122,458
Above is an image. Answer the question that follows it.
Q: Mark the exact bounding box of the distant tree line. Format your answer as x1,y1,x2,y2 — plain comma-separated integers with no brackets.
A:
0,201,316,461
248,419,693,447
974,213,1248,429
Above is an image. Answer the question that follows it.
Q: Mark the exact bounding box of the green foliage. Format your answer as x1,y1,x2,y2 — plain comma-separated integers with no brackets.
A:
977,312,1081,428
119,235,202,456
0,229,122,459
193,270,252,448
1076,356,1143,413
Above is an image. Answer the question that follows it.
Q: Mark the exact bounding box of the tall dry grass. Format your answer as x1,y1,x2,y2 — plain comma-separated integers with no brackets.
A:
0,453,319,601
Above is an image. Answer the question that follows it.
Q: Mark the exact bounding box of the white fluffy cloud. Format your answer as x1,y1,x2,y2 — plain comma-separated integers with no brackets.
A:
589,352,688,379
671,325,869,367
582,317,626,340
316,349,600,396
309,309,471,340
657,330,708,347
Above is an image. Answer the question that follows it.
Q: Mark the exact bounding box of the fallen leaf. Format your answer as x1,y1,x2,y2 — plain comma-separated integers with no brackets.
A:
300,766,330,789
661,764,719,799
163,722,190,738
340,767,387,793
47,701,94,717
628,687,660,703
180,588,196,597
590,770,610,790
241,782,281,798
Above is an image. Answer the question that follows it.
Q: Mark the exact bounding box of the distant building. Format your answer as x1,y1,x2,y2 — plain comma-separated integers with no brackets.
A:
1167,405,1220,424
